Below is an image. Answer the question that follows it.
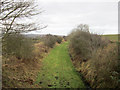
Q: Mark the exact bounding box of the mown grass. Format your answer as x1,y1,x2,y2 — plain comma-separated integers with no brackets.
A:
102,34,119,41
36,42,85,88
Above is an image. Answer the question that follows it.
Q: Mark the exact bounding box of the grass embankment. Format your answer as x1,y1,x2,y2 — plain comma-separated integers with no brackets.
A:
36,42,85,88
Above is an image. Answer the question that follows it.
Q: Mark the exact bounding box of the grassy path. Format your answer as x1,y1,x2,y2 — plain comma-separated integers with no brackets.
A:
36,42,85,88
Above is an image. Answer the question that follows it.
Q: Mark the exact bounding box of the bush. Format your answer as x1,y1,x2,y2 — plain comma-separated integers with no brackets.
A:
69,30,108,60
88,44,119,88
42,34,56,48
90,34,108,52
55,35,62,44
41,34,63,48
2,33,34,61
68,27,119,88
69,30,92,60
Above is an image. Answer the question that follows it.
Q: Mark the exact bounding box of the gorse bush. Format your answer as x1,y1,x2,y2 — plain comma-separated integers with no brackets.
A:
2,33,34,61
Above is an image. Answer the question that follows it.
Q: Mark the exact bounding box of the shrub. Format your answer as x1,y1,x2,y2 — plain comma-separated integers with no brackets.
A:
55,36,62,44
42,34,56,48
69,30,92,60
88,44,119,88
69,30,108,61
2,33,34,61
68,26,119,88
90,34,108,52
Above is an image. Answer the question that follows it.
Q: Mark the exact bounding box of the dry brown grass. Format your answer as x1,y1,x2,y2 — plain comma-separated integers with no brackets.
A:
76,43,119,88
2,41,49,88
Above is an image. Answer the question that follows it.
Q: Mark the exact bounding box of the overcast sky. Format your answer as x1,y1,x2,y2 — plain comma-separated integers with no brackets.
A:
28,0,118,35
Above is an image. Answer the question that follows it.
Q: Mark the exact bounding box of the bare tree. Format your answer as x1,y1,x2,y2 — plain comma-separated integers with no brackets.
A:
77,24,89,32
77,24,84,30
0,0,47,38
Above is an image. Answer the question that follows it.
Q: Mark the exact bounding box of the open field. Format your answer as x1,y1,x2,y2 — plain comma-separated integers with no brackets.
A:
102,34,119,41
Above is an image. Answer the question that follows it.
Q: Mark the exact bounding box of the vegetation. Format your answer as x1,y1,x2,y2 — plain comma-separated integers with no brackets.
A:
102,34,119,41
1,0,46,37
69,30,108,61
88,43,119,88
42,34,63,48
36,42,85,88
2,35,49,88
2,22,119,88
1,0,119,88
2,33,65,88
2,33,34,61
69,30,92,60
42,34,57,48
1,0,47,88
68,25,119,88
55,35,63,44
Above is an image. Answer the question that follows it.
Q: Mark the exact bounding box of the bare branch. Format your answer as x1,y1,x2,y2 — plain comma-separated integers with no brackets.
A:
0,0,46,36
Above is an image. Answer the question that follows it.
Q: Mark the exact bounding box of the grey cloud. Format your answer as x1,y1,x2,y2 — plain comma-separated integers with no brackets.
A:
29,1,118,35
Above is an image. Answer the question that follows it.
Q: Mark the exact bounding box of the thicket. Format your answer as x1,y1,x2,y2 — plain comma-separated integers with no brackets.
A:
69,30,108,61
42,34,63,48
2,33,34,61
68,28,119,88
89,44,119,88
54,35,62,44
